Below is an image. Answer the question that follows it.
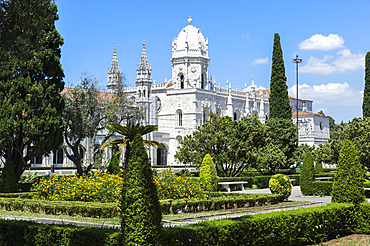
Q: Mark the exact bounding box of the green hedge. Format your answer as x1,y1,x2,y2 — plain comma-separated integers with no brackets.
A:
0,219,122,245
0,194,284,217
161,203,370,245
312,181,333,196
0,192,34,198
3,203,370,245
323,168,336,172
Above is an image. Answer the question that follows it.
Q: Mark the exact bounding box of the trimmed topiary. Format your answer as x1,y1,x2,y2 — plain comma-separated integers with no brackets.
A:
107,153,120,175
120,134,162,245
314,161,324,174
200,154,218,192
300,152,315,195
269,174,291,201
332,140,365,204
0,159,18,193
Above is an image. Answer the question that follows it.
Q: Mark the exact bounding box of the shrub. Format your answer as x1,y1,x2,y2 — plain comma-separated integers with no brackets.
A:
0,159,18,193
269,174,291,201
107,153,120,175
154,169,205,200
32,171,123,202
332,140,365,204
120,134,161,245
313,181,333,196
314,162,324,173
300,152,315,195
253,176,270,188
200,154,218,192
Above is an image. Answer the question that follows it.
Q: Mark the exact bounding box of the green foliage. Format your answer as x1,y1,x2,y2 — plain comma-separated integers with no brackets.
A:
341,117,370,167
313,181,333,196
268,33,292,120
175,113,265,177
0,0,65,182
314,139,343,164
120,134,161,245
154,169,205,200
200,154,218,191
329,117,347,140
101,123,161,177
107,153,120,175
363,52,370,118
0,159,18,192
262,118,298,168
332,140,365,204
255,144,287,175
269,174,291,201
300,152,315,195
314,162,323,173
293,144,315,165
161,203,370,245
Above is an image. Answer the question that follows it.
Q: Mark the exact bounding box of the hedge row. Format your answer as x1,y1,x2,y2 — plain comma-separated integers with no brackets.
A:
0,198,119,218
161,203,369,245
161,194,283,214
0,194,283,217
2,203,370,245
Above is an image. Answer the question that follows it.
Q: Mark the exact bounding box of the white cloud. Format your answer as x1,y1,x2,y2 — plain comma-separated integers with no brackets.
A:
300,49,365,75
288,82,362,106
241,34,250,39
299,34,345,51
251,57,269,65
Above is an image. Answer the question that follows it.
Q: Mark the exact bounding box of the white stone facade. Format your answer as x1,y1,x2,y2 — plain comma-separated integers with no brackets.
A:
29,16,329,168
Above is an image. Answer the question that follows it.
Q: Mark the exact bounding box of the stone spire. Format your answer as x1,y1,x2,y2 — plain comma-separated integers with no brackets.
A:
107,46,123,93
138,41,150,71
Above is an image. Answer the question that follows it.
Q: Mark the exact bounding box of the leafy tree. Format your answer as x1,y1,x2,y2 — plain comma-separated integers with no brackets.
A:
120,134,161,245
269,33,292,120
255,144,287,175
175,113,265,177
200,154,218,192
100,123,161,177
107,152,120,175
0,159,17,192
0,0,64,181
314,139,343,165
341,117,370,167
293,144,315,166
300,152,315,195
332,140,365,204
62,75,135,176
263,118,298,167
363,52,370,118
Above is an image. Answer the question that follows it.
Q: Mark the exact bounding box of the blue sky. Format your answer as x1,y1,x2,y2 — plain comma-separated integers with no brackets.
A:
55,0,370,123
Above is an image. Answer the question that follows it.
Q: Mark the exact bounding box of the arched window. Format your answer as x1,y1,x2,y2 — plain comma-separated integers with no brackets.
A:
180,74,184,89
234,112,237,121
157,144,167,165
201,74,204,89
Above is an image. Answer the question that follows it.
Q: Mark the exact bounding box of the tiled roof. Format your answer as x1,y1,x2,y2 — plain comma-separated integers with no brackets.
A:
292,111,330,118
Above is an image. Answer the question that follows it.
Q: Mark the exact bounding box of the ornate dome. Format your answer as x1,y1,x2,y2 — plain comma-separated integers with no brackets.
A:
172,16,208,58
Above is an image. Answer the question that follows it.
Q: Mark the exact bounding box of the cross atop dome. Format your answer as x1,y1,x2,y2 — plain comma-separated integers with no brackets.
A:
187,15,192,25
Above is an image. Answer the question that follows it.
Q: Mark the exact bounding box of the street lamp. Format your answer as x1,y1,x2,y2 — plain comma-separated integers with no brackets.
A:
292,55,303,145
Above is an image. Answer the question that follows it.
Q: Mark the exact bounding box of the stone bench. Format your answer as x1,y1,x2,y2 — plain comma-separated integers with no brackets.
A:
218,181,249,192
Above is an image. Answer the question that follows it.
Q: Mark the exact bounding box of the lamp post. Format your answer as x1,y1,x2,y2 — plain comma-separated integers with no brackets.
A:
292,55,303,145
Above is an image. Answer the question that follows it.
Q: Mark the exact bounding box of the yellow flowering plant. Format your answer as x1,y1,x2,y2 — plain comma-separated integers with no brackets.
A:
32,171,123,203
153,169,206,200
269,174,291,201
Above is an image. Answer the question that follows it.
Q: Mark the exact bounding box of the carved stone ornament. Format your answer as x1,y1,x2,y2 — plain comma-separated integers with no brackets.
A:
191,66,196,73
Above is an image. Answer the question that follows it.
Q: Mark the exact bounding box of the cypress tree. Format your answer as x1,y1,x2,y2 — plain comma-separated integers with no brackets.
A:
363,52,370,118
332,140,365,204
300,152,314,195
107,153,120,175
314,162,323,174
120,134,161,245
269,33,292,119
200,154,218,192
0,159,18,193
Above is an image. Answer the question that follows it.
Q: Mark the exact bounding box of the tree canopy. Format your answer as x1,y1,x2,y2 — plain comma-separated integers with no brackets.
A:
268,33,292,120
175,113,265,177
0,0,64,181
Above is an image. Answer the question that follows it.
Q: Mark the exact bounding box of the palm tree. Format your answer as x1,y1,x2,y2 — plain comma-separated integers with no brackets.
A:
100,123,161,176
